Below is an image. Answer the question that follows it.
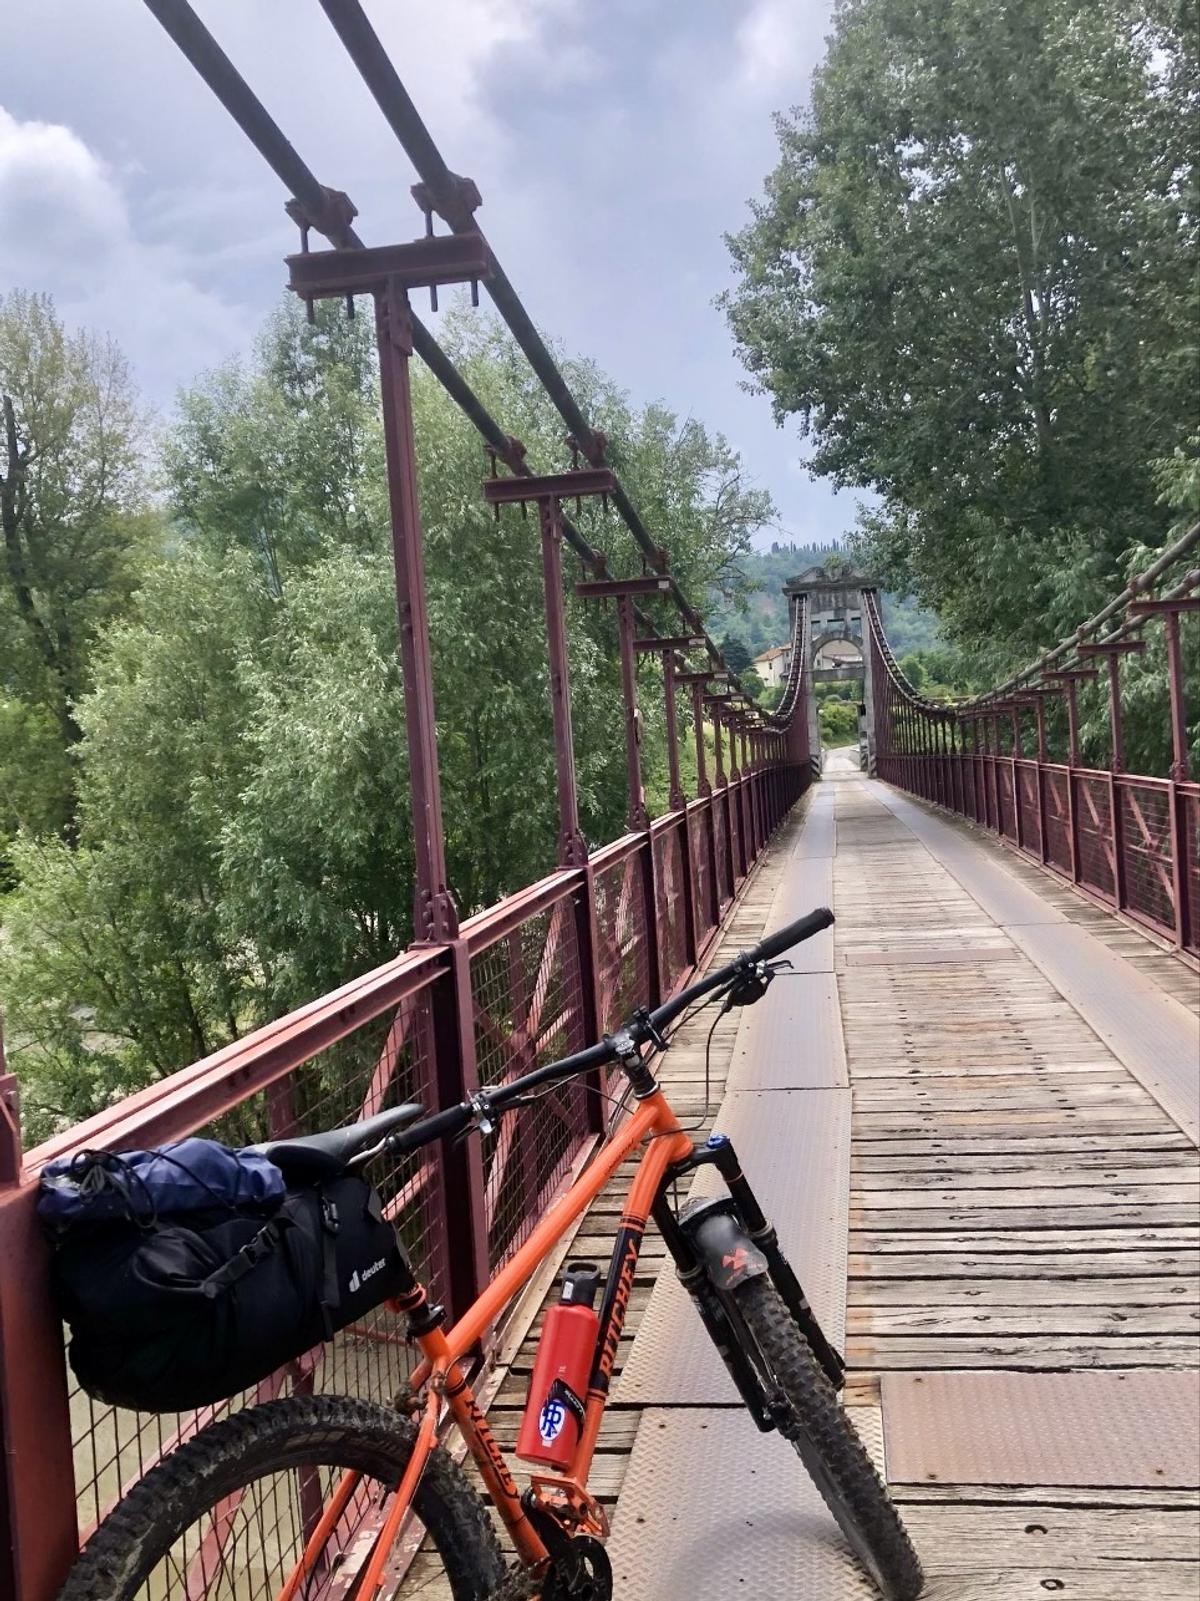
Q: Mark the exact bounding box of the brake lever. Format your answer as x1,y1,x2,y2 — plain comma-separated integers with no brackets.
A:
726,957,786,1009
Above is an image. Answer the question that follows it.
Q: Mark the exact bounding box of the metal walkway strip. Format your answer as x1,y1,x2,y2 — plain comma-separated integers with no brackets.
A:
793,787,836,858
765,856,835,971
614,1087,850,1404
881,1369,1200,1488
604,1408,876,1600
728,973,849,1089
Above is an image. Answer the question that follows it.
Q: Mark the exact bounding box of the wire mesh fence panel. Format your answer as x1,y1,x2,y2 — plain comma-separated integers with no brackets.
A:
652,821,690,997
688,803,717,941
1075,773,1117,901
1118,780,1177,936
593,845,650,1043
1043,768,1073,875
468,894,590,1271
996,763,1017,840
67,989,443,1555
712,790,731,906
1016,762,1042,858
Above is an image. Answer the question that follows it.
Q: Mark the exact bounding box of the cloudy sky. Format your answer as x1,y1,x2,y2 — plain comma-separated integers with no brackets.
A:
1,0,859,545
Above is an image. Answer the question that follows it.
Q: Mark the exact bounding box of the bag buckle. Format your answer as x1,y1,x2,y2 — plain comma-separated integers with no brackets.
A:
321,1195,340,1236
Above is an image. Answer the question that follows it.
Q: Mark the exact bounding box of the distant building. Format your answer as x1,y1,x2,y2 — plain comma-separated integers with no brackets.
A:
752,643,792,688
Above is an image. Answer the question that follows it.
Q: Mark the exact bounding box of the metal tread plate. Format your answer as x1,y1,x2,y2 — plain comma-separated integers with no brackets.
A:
766,857,835,972
615,1088,850,1405
729,973,849,1088
605,1407,876,1599
881,1369,1200,1488
794,790,836,858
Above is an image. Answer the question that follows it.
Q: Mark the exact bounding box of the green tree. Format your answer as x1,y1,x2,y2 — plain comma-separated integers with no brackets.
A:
820,698,859,744
720,633,753,673
725,0,1199,672
0,292,153,833
2,302,774,1139
740,667,766,701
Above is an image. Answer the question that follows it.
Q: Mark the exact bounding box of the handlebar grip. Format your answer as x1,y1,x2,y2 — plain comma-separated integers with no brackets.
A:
752,907,834,963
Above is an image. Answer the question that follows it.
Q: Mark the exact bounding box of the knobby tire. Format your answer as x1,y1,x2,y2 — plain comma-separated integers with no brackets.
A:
55,1393,506,1601
731,1276,924,1601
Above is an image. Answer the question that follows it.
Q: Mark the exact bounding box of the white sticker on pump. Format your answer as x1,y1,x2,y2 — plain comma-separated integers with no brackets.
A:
538,1396,568,1445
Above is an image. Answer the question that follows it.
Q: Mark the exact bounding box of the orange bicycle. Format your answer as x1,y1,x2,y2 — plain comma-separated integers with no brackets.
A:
58,908,923,1601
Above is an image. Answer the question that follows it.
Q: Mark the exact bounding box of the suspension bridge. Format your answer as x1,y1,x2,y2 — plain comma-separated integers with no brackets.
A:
0,4,1196,1598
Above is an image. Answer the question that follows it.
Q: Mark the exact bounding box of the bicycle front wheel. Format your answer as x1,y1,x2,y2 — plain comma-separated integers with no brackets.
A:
57,1393,507,1601
731,1277,924,1601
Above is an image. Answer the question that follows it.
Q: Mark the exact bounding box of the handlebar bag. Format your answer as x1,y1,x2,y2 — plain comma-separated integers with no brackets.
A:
43,1150,410,1413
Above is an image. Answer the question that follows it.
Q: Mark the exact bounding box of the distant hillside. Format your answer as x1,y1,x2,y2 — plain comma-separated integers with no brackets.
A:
708,542,941,658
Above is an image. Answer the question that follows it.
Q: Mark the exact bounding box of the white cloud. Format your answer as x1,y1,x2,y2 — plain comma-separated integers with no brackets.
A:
735,0,828,97
0,105,253,406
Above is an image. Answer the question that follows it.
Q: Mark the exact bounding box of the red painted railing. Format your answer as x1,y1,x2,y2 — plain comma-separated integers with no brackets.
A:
864,531,1200,959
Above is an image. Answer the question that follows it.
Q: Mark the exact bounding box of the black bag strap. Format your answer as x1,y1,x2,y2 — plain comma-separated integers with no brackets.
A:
198,1184,344,1336
317,1190,340,1339
201,1215,291,1298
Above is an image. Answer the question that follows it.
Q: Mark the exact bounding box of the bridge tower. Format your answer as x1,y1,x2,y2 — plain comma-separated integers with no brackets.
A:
784,567,878,776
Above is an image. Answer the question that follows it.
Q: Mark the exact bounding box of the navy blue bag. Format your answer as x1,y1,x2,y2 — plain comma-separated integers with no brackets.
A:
38,1139,286,1229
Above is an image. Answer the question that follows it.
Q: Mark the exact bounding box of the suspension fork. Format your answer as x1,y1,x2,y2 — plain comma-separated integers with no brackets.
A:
654,1137,845,1395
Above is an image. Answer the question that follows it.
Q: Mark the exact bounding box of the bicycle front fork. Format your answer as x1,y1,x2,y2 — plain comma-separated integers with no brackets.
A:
652,1134,846,1428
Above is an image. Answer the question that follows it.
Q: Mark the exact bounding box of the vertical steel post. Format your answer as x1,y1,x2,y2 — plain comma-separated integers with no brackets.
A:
1163,611,1192,784
662,650,686,815
1064,679,1081,766
691,679,718,928
660,650,697,964
0,1069,78,1601
535,498,605,1125
1010,706,1024,848
1164,611,1191,950
373,281,495,1318
429,945,491,1315
375,279,458,943
616,595,649,831
1033,697,1049,863
1105,652,1127,774
690,680,711,798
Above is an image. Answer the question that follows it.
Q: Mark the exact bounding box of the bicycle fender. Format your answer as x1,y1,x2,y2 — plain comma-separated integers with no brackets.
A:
683,1201,769,1292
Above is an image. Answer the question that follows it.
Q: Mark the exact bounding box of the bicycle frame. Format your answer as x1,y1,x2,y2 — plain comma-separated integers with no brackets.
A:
280,1084,695,1599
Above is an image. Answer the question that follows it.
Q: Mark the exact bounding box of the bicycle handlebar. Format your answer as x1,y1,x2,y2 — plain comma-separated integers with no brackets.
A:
387,906,835,1157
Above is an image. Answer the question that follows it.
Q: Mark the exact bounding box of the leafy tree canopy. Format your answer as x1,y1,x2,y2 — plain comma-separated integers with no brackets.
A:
725,0,1199,674
0,291,157,840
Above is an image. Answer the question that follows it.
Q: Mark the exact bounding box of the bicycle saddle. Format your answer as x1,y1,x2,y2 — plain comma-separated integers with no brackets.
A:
254,1103,425,1180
